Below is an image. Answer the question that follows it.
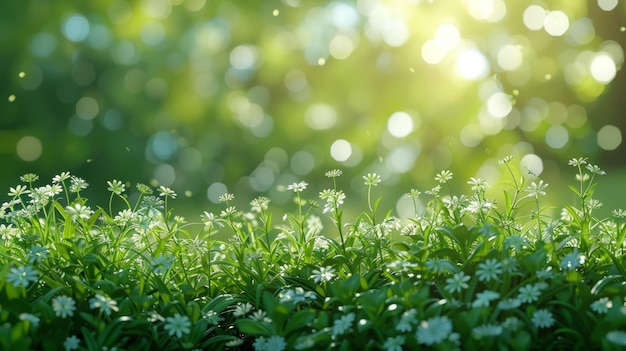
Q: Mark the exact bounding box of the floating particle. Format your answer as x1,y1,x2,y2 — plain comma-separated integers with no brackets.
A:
409,67,415,72
8,94,16,102
545,74,552,80
18,72,25,78
318,57,326,65
621,27,625,32
273,9,279,16
512,89,519,96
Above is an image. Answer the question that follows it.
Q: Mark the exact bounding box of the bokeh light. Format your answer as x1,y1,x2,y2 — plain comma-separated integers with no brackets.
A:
1,0,624,216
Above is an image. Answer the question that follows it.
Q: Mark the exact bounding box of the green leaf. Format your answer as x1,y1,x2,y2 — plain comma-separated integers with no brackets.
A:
284,309,316,335
235,318,274,336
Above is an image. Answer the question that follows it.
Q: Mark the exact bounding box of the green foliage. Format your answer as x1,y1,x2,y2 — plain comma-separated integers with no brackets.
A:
0,157,626,350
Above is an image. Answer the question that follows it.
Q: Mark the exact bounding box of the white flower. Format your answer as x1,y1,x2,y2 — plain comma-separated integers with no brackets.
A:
416,316,453,346
383,335,405,351
287,181,308,192
517,284,541,304
65,203,93,222
64,335,81,351
607,331,626,346
396,309,417,332
590,297,612,314
310,266,335,283
89,294,119,316
164,314,191,338
52,296,76,318
7,265,38,288
472,290,500,308
232,302,254,317
561,249,585,271
19,313,40,327
332,312,355,336
531,309,555,329
476,259,503,282
445,272,470,293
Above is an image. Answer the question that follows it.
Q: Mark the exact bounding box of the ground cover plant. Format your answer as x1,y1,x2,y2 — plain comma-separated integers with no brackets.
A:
1,156,625,350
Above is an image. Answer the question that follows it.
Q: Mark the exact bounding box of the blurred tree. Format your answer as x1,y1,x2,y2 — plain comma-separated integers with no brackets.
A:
1,0,624,217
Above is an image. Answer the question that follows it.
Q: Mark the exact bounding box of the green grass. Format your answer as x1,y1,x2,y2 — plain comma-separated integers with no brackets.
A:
1,157,625,350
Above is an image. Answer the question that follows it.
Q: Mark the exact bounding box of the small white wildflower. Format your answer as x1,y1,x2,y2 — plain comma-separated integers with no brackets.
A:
531,309,555,329
164,314,191,338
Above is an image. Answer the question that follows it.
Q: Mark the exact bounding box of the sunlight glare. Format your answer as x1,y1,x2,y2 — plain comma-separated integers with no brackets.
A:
434,24,460,50
497,45,523,71
387,111,414,138
455,48,490,80
421,40,446,64
382,20,409,47
545,125,569,149
598,0,618,11
544,11,569,36
597,125,622,150
305,103,337,130
329,35,355,59
330,139,352,162
520,154,543,177
486,92,512,118
523,5,546,31
466,0,506,22
589,53,616,84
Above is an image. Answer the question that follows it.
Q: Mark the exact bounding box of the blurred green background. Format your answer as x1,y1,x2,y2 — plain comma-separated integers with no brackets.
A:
1,0,625,218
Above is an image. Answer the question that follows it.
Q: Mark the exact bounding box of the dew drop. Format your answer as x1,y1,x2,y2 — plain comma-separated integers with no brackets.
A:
18,72,25,78
8,94,16,102
272,9,279,16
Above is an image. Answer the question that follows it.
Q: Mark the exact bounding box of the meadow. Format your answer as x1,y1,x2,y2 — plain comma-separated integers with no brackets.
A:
1,156,625,350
